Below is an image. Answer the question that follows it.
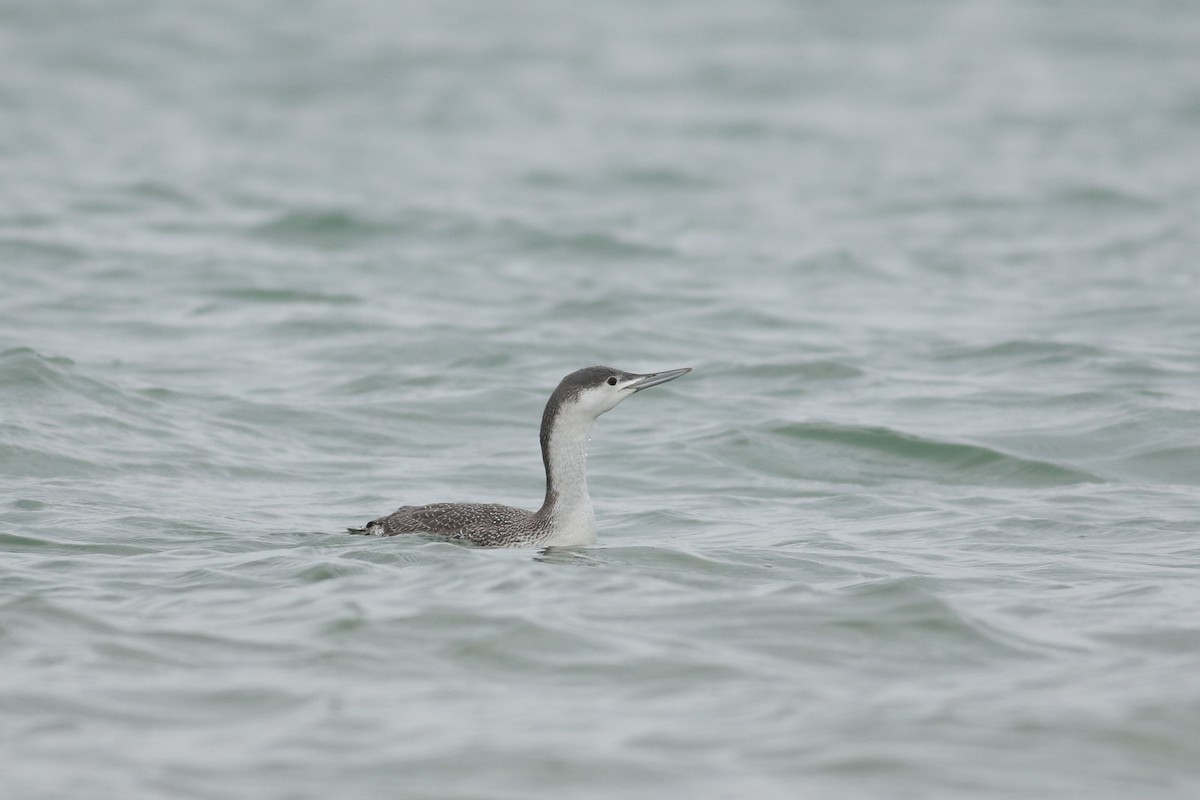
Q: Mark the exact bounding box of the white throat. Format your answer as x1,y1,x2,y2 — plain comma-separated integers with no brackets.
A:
540,406,598,545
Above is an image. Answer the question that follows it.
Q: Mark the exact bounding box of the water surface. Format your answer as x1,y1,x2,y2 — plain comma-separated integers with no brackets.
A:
3,1,1200,797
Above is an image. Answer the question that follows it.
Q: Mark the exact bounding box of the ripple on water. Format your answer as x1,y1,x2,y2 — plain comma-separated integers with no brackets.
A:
246,206,485,249
212,286,362,305
495,218,677,260
703,420,1104,488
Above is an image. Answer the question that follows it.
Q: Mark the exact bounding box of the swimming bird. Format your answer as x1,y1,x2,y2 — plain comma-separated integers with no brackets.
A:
351,365,692,547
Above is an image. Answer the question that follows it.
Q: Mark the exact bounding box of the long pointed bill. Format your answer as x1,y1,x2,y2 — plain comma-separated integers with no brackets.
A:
628,367,692,393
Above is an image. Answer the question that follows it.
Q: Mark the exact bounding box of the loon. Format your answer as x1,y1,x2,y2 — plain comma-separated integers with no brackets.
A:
352,365,692,547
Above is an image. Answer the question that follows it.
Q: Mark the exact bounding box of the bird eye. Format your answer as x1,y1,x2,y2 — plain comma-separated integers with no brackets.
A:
607,376,617,386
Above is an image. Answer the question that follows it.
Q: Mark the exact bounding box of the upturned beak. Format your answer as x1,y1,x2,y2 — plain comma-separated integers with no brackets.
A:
628,367,693,392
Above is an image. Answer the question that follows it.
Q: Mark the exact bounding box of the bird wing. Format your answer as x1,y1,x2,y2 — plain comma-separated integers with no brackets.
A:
362,502,536,544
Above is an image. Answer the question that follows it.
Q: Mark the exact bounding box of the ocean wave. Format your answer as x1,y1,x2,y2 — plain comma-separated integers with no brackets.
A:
246,206,481,246
212,286,361,305
704,420,1104,487
495,219,677,259
933,339,1106,366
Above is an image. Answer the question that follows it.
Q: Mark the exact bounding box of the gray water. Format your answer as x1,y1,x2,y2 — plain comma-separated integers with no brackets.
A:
3,1,1200,797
